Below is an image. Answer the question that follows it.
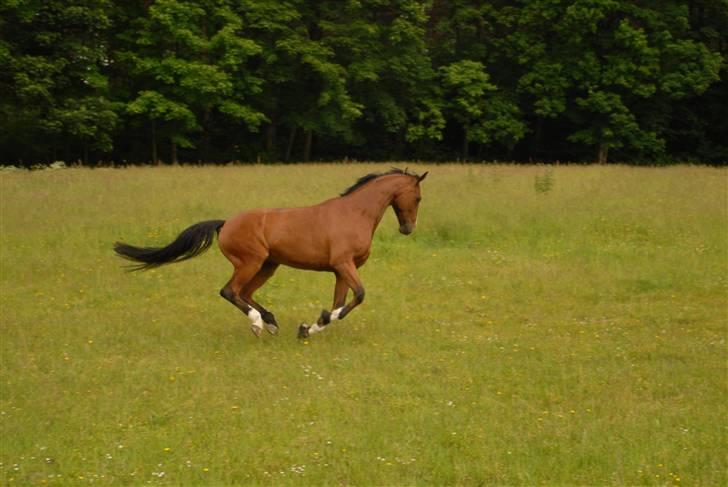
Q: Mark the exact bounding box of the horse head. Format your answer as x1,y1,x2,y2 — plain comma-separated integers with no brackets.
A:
392,171,428,235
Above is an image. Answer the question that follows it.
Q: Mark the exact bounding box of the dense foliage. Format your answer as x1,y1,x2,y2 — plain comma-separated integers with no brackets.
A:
1,0,725,164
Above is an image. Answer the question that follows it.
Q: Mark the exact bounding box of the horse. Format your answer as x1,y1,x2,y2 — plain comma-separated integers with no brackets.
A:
114,168,428,338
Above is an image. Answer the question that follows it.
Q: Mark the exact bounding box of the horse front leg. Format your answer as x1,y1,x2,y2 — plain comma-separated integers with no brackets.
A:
298,263,365,338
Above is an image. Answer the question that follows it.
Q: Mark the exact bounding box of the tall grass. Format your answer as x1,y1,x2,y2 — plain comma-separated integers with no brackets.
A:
1,164,726,485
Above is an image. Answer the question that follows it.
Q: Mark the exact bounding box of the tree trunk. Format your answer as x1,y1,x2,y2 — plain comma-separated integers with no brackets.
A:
303,129,313,162
462,134,469,161
265,122,277,159
285,126,297,162
532,117,543,160
171,139,178,164
597,143,608,164
151,119,158,165
201,107,211,162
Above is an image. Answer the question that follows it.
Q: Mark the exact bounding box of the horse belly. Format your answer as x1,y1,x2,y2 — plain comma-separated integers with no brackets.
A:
267,237,331,270
265,212,332,270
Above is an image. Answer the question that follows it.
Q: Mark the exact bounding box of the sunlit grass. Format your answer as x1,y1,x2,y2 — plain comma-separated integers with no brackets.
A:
1,164,726,485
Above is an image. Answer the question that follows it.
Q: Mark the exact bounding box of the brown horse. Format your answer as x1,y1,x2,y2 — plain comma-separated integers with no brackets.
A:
114,168,428,338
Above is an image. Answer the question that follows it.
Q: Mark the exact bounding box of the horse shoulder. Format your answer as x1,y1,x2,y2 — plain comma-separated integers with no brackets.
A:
326,224,372,266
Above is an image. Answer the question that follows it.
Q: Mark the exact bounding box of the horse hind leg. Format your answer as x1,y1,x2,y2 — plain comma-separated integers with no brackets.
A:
240,261,280,335
220,260,266,337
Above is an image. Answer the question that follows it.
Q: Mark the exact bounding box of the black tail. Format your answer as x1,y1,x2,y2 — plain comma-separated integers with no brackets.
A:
114,220,225,271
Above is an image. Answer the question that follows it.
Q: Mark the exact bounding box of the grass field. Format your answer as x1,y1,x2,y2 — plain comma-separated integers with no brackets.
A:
1,164,726,485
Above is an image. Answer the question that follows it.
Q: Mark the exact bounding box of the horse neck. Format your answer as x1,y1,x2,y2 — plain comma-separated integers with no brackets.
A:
343,175,407,232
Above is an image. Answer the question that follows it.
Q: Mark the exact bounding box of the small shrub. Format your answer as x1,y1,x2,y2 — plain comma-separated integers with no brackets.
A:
534,169,555,193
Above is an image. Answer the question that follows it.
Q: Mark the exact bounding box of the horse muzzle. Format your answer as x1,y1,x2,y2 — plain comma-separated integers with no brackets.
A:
399,222,415,235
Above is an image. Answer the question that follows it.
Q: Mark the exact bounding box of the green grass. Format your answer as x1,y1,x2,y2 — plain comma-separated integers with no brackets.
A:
1,164,726,485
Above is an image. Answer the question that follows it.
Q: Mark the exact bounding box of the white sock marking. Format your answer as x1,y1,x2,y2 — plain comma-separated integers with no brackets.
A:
307,323,324,335
330,307,344,320
247,308,264,331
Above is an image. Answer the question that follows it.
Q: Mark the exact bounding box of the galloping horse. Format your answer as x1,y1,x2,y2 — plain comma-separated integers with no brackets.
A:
114,168,428,338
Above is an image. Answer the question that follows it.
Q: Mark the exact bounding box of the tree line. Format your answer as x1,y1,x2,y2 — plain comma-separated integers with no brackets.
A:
1,0,726,165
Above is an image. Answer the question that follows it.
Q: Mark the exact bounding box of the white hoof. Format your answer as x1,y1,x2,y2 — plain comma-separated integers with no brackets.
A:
250,325,263,337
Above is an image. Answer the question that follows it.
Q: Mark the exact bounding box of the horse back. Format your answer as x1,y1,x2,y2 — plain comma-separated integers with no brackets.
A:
219,202,371,271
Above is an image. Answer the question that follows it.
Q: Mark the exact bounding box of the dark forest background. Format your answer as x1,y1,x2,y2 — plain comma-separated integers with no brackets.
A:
1,0,726,165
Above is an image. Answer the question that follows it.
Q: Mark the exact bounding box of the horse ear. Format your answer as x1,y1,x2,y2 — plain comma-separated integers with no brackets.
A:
417,171,429,183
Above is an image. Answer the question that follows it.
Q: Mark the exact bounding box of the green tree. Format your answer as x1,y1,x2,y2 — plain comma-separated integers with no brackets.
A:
662,0,728,163
317,0,442,158
440,60,525,159
0,0,724,164
428,1,530,160
511,0,722,162
240,0,369,161
0,0,117,164
116,0,264,163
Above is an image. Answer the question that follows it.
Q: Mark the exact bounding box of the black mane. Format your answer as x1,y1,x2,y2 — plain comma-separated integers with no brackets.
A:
340,168,418,196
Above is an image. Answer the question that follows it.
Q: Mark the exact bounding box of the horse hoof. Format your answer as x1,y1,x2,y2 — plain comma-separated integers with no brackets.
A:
261,311,277,326
264,322,279,336
297,324,310,339
250,325,262,338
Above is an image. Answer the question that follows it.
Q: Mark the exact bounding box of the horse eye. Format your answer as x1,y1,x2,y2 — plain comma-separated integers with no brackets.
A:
416,197,422,203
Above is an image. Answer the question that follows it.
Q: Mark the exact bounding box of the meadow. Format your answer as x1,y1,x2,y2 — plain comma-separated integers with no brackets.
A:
1,163,726,485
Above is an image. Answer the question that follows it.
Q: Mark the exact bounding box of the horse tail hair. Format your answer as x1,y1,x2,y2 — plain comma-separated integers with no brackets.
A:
114,220,225,271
